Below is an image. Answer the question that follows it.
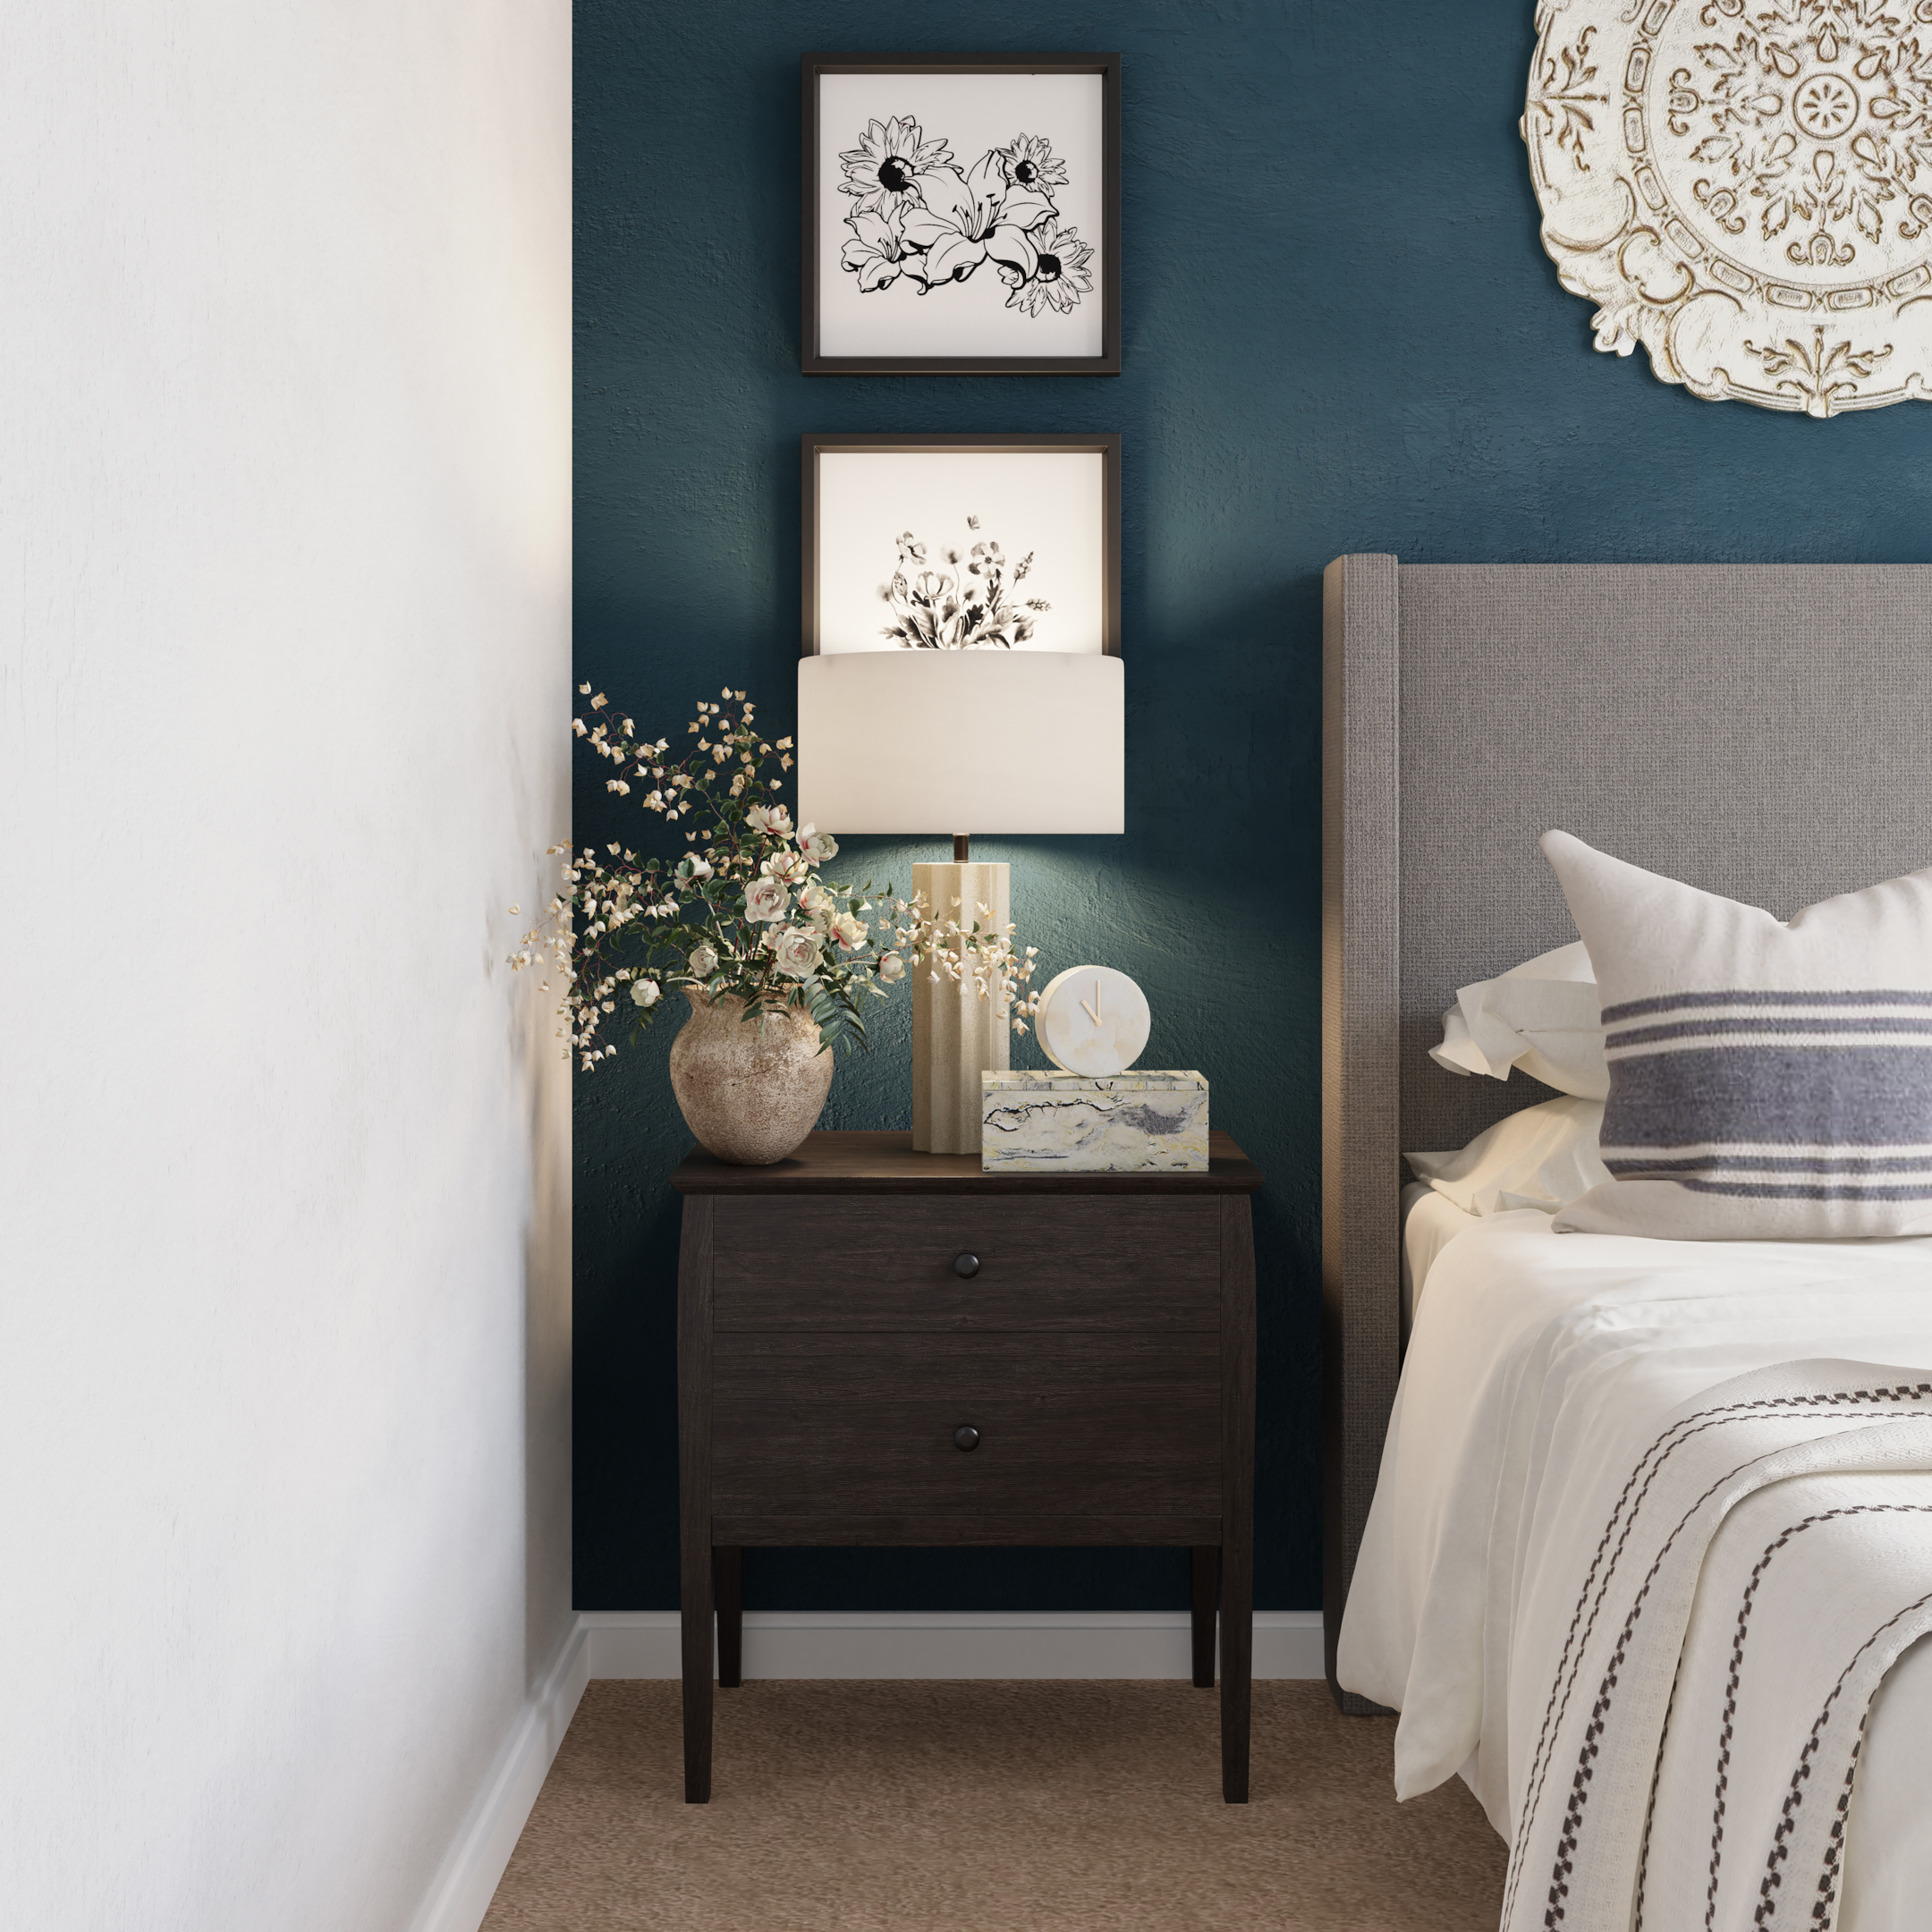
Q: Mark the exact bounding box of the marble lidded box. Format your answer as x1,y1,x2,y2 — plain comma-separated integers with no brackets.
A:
980,1071,1208,1173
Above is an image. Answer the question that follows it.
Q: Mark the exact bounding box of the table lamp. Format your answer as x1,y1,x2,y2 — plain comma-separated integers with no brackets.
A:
797,649,1124,1151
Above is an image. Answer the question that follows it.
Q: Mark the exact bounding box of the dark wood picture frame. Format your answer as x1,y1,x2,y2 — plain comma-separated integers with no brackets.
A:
801,432,1122,657
801,53,1122,377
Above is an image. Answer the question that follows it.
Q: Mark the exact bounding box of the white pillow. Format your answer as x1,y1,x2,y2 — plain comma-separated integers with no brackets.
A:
1405,1095,1610,1216
1541,830,1932,1240
1429,940,1608,1098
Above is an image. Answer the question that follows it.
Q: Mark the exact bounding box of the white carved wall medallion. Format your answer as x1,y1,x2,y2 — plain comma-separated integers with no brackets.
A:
1524,0,1932,415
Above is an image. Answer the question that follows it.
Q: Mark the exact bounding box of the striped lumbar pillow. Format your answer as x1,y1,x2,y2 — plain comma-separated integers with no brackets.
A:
1539,829,1932,1241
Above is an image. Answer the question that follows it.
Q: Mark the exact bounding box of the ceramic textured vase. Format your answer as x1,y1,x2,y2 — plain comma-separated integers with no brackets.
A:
667,988,833,1165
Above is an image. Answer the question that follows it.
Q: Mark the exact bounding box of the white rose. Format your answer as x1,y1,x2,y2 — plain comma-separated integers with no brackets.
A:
744,876,790,923
831,911,867,951
798,881,835,925
798,823,839,865
630,979,661,1008
746,803,793,838
772,927,823,979
877,952,905,984
688,944,718,979
762,849,808,886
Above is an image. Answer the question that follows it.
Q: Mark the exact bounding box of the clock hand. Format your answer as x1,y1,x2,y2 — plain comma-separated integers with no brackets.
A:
1080,997,1100,1025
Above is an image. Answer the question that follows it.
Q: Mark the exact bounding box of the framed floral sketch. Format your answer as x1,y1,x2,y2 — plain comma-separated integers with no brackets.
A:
801,434,1122,653
801,54,1121,376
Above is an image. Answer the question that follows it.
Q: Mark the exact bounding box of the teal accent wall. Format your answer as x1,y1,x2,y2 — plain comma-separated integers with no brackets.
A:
573,0,1932,1614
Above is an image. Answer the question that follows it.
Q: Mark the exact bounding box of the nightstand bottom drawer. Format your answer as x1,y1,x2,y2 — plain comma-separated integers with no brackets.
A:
711,1332,1221,1521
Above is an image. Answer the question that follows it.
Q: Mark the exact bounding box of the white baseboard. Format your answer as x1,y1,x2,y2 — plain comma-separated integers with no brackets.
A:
407,1618,590,1932
580,1607,1326,1682
416,1606,1325,1932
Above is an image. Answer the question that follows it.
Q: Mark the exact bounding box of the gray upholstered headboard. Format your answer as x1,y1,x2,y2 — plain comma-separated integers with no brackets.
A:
1319,553,1932,1706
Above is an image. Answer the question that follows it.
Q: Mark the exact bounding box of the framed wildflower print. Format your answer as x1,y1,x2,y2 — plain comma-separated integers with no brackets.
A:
801,54,1121,376
801,434,1121,654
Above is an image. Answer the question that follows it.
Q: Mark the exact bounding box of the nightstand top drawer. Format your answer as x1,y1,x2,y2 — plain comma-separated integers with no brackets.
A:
671,1129,1262,1196
712,1195,1221,1332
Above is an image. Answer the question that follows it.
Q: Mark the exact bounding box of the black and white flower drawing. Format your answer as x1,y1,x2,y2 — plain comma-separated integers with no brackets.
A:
997,132,1068,194
877,517,1051,648
837,114,953,216
839,208,917,292
997,216,1094,318
836,118,1091,318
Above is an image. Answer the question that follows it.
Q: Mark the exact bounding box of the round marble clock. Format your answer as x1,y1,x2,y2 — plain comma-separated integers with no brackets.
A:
1035,964,1151,1077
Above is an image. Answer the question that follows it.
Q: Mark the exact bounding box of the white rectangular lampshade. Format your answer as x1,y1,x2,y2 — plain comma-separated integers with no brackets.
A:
796,651,1124,835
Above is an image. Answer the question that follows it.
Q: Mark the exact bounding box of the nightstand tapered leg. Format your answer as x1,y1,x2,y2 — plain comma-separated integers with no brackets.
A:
1190,1546,1219,1688
681,1528,713,1803
1220,1529,1252,1801
1220,1193,1256,1802
715,1546,743,1689
678,1195,716,1803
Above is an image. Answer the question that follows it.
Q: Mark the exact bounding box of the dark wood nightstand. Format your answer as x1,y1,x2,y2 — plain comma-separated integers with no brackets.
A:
672,1129,1263,1803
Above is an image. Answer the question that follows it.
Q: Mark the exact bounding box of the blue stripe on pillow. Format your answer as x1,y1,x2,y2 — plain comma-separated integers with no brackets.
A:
1602,1046,1932,1150
1603,1153,1932,1175
1600,989,1932,1023
1678,1180,1932,1201
1607,1016,1932,1049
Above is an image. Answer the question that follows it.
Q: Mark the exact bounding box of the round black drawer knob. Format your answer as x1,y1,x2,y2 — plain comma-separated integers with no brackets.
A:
953,1252,980,1278
953,1426,980,1453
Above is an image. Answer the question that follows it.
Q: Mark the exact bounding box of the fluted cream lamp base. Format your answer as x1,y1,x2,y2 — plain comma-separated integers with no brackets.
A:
911,860,1011,1154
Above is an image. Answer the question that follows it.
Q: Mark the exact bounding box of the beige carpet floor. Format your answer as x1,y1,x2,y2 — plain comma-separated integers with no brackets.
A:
480,1681,1504,1931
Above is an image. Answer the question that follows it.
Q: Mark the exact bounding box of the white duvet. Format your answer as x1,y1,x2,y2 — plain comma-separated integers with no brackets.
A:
1337,1211,1932,1932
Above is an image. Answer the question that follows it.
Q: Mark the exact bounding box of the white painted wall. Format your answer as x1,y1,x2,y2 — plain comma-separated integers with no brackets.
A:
0,7,572,1929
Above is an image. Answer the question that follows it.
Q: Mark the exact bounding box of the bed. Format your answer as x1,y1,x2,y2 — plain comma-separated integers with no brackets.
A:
1319,556,1932,1929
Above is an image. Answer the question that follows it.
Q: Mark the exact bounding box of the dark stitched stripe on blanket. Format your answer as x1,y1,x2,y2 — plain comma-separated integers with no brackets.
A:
1497,1384,1932,1931
1700,1508,1932,1931
1814,1720,1869,1932
1631,1674,1681,1932
1757,1585,1932,1929
1502,1385,1932,1928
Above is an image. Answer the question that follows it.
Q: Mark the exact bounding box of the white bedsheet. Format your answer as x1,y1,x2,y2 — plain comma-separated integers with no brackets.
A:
1400,1181,1479,1334
1337,1212,1932,1931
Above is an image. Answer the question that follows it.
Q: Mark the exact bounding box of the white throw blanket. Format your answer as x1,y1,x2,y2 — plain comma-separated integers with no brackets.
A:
1337,1214,1932,1932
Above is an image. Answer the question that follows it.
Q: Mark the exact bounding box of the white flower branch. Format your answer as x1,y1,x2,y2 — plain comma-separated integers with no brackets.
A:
509,683,1044,1071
